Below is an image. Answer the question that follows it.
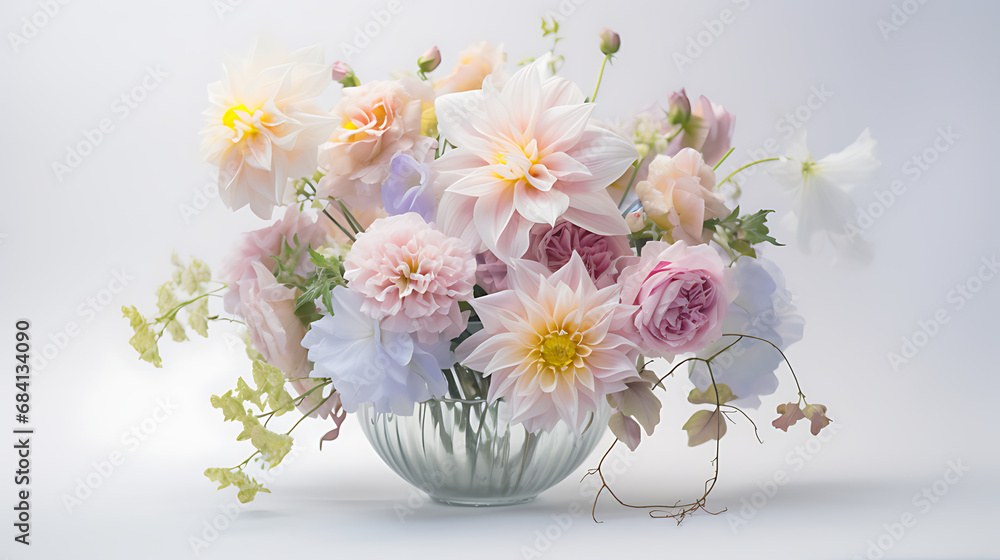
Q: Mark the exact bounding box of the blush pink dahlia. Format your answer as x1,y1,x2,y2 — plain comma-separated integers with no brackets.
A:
433,56,638,262
458,253,640,433
618,241,736,358
344,213,477,343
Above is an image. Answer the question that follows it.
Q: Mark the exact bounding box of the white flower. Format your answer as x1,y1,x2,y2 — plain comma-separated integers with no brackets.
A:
301,286,450,415
770,129,879,263
692,256,804,409
201,39,335,218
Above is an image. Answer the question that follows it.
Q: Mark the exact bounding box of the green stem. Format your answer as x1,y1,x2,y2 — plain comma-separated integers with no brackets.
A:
618,158,641,209
718,157,780,187
713,147,736,171
321,208,356,242
285,393,334,435
590,55,610,103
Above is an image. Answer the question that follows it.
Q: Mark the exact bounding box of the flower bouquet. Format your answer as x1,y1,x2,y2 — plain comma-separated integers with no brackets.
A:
124,22,876,517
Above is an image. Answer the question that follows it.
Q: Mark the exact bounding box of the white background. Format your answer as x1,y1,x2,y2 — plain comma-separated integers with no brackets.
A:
2,0,998,558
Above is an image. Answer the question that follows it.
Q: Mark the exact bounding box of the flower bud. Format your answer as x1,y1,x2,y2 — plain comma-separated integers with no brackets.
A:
667,89,691,126
626,210,647,233
417,46,441,73
331,61,359,87
599,28,620,55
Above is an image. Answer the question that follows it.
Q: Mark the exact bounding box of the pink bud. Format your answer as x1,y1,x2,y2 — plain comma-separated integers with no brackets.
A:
599,28,620,55
331,61,351,82
417,46,441,73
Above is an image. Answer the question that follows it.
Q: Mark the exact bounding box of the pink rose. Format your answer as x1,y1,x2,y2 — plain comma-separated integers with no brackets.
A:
529,220,631,288
317,78,435,211
618,241,736,358
636,148,729,245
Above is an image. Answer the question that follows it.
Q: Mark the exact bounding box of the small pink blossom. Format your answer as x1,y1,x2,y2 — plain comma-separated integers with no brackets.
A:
344,213,477,343
618,241,736,358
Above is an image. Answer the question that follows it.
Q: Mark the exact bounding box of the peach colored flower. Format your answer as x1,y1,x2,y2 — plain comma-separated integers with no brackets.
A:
434,56,638,262
317,78,435,211
434,41,506,95
636,148,729,245
458,254,640,433
344,213,477,344
201,40,334,219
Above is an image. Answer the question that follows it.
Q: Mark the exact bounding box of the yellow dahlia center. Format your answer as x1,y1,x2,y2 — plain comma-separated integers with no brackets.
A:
540,334,577,369
222,103,257,134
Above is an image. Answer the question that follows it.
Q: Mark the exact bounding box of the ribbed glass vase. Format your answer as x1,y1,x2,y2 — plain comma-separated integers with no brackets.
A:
357,366,609,506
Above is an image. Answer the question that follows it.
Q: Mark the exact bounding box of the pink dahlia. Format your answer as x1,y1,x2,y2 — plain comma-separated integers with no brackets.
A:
343,213,477,343
458,253,641,433
433,55,638,263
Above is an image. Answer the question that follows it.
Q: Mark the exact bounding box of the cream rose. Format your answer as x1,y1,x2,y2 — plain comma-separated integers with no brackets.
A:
636,148,729,245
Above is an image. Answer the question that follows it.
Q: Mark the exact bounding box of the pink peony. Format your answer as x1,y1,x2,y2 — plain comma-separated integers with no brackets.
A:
344,213,477,343
528,220,632,288
618,241,736,358
317,78,436,211
636,148,729,245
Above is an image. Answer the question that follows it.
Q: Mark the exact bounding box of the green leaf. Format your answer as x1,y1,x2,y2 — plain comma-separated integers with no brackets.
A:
204,468,269,504
210,390,247,422
249,426,294,469
188,298,209,337
687,383,737,406
122,305,161,368
180,258,212,294
682,409,728,447
738,209,783,247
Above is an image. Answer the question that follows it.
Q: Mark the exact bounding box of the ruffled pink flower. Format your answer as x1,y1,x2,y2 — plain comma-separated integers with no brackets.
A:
344,213,477,343
240,261,310,378
317,79,436,212
636,148,729,245
458,254,640,433
221,205,341,315
528,220,632,288
433,55,638,263
618,241,736,358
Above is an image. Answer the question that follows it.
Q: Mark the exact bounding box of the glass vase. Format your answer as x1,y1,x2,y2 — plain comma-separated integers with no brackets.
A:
356,366,609,506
